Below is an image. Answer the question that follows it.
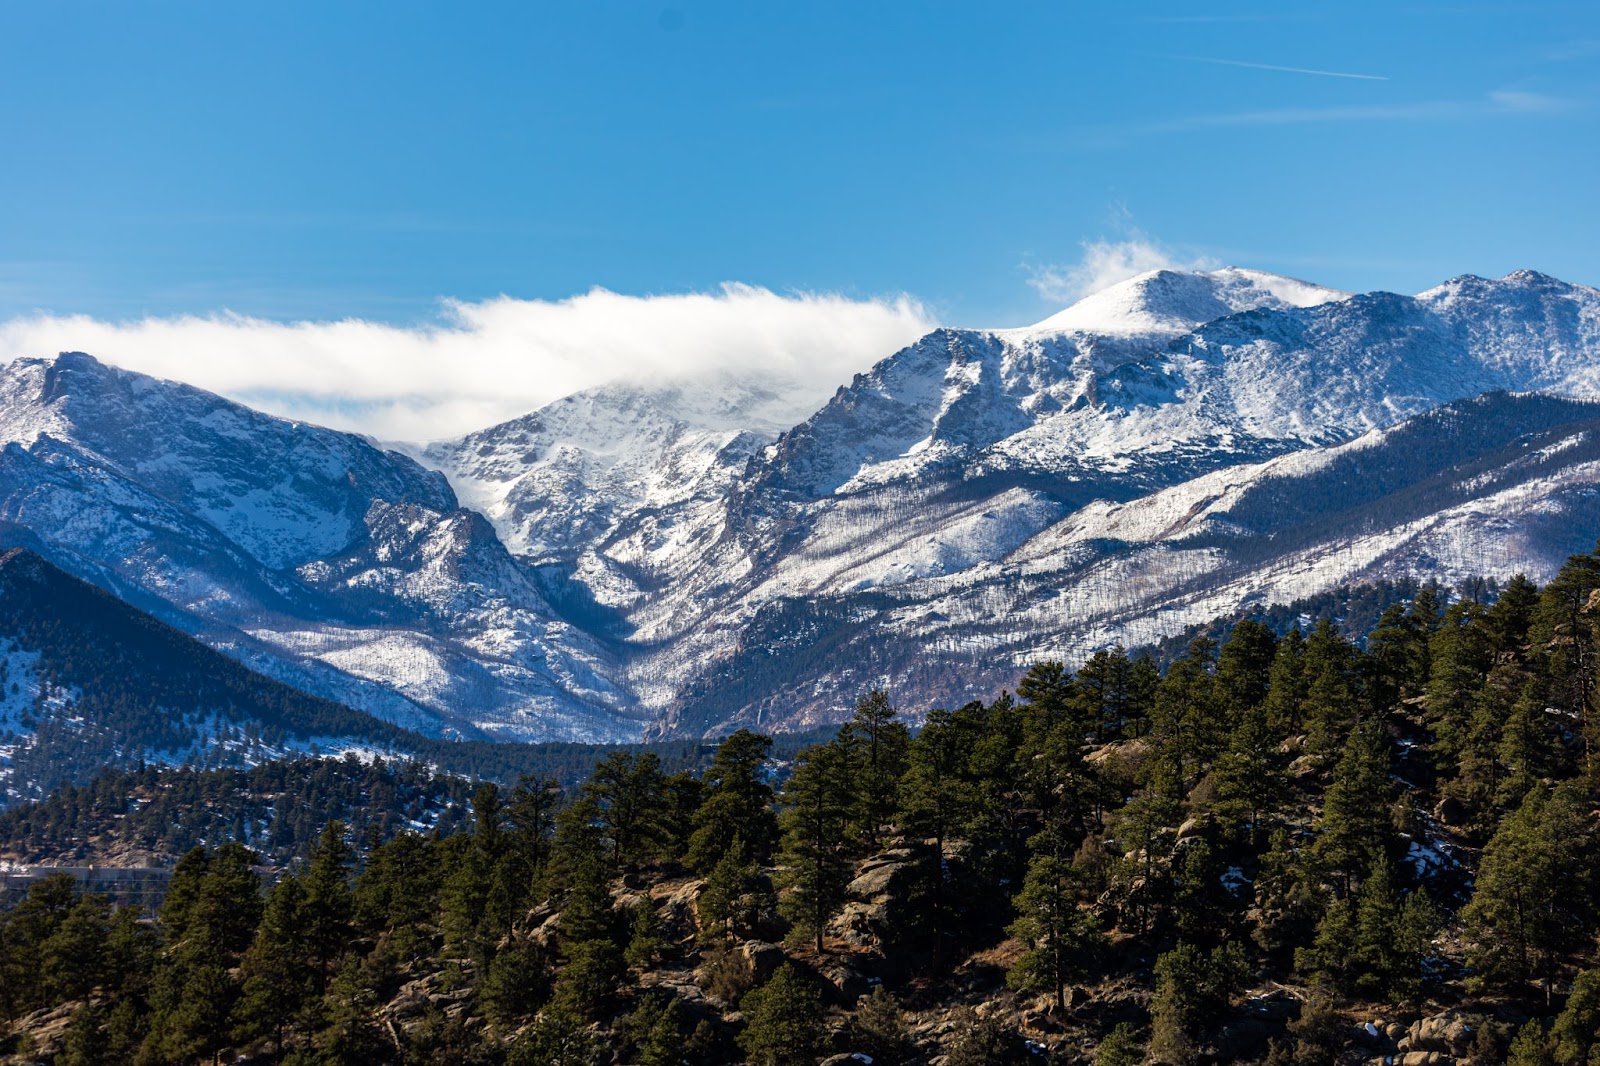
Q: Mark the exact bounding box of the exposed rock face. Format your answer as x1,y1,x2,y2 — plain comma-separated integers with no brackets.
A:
7,268,1600,742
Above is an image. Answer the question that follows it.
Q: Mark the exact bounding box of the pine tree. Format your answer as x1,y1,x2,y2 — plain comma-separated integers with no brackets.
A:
1149,940,1248,1065
1498,685,1555,811
1094,1023,1143,1066
838,690,910,850
1464,782,1600,1002
301,821,354,995
1263,627,1309,736
1148,638,1225,789
1312,721,1393,895
506,774,561,879
624,898,667,973
232,874,312,1059
1301,619,1362,758
738,963,825,1066
1554,968,1600,1064
1075,646,1135,741
698,834,772,944
507,1006,596,1066
1507,1020,1555,1066
480,938,552,1028
1006,833,1102,1010
1215,619,1278,722
777,741,856,954
1531,546,1600,770
584,751,667,874
851,986,915,1066
686,730,778,872
1210,703,1285,849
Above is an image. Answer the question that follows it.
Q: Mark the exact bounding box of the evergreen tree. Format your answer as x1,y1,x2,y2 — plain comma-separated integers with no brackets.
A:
506,774,561,880
624,898,667,973
1149,940,1248,1065
1507,1021,1555,1066
233,875,312,1059
1311,721,1393,895
1215,618,1278,722
1210,702,1285,849
1301,619,1363,758
738,963,825,1066
1094,1023,1144,1066
1006,832,1103,1010
584,751,667,874
851,987,916,1066
1075,646,1136,741
1554,968,1600,1064
507,1006,596,1066
777,741,856,954
480,938,552,1028
686,730,778,872
1531,546,1600,770
839,689,910,849
1464,783,1599,1001
1148,638,1225,789
698,835,772,944
301,820,354,995
1263,627,1309,735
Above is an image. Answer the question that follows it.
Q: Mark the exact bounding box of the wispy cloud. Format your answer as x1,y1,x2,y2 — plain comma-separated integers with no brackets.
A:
1165,54,1389,81
1486,89,1574,113
1027,234,1218,304
1127,90,1578,136
0,286,937,441
1545,39,1600,61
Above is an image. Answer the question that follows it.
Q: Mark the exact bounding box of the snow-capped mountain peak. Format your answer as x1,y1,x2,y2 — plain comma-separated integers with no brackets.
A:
1023,266,1349,337
5,267,1600,742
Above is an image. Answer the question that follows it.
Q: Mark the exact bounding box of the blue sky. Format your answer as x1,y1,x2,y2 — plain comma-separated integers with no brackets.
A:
0,2,1596,438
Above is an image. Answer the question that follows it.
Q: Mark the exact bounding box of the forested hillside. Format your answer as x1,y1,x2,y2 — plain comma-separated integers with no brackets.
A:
0,547,728,798
7,545,1600,1064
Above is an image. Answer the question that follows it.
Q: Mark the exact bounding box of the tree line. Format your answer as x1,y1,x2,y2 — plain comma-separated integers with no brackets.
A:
8,546,1600,1062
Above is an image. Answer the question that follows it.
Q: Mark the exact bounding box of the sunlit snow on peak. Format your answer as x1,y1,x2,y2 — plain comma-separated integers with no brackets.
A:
1023,267,1349,337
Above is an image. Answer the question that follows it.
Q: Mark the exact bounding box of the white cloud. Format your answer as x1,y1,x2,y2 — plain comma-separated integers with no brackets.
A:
0,284,936,441
1487,89,1572,114
1027,237,1218,304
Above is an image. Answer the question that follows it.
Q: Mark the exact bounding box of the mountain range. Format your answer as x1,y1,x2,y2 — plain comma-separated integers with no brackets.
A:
2,266,1597,749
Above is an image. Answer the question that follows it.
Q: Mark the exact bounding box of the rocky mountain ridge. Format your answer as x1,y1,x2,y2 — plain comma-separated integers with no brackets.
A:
2,267,1598,739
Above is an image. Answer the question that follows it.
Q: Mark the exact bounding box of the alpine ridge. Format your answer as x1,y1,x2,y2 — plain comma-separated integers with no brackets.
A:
3,267,1599,742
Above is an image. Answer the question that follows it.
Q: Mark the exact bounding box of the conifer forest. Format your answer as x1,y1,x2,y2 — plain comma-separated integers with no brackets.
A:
9,546,1600,1065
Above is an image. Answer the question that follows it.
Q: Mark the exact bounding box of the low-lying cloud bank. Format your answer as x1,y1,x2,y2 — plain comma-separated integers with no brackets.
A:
0,284,936,441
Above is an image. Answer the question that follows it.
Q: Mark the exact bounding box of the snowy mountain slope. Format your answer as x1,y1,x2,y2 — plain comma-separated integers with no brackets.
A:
658,392,1600,734
418,373,817,561
3,266,1599,743
0,354,643,742
611,269,1600,731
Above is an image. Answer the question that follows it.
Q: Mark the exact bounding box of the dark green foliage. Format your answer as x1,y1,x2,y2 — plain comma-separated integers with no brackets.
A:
506,1007,595,1066
1149,940,1249,1063
737,963,825,1066
1007,834,1103,1009
697,835,774,944
686,730,778,872
1464,782,1600,998
479,938,551,1028
1508,1020,1556,1066
233,874,313,1055
3,561,1600,1062
839,689,911,849
943,1007,1028,1066
583,751,667,874
1553,969,1600,1064
776,741,857,953
1095,1022,1143,1066
850,986,916,1065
